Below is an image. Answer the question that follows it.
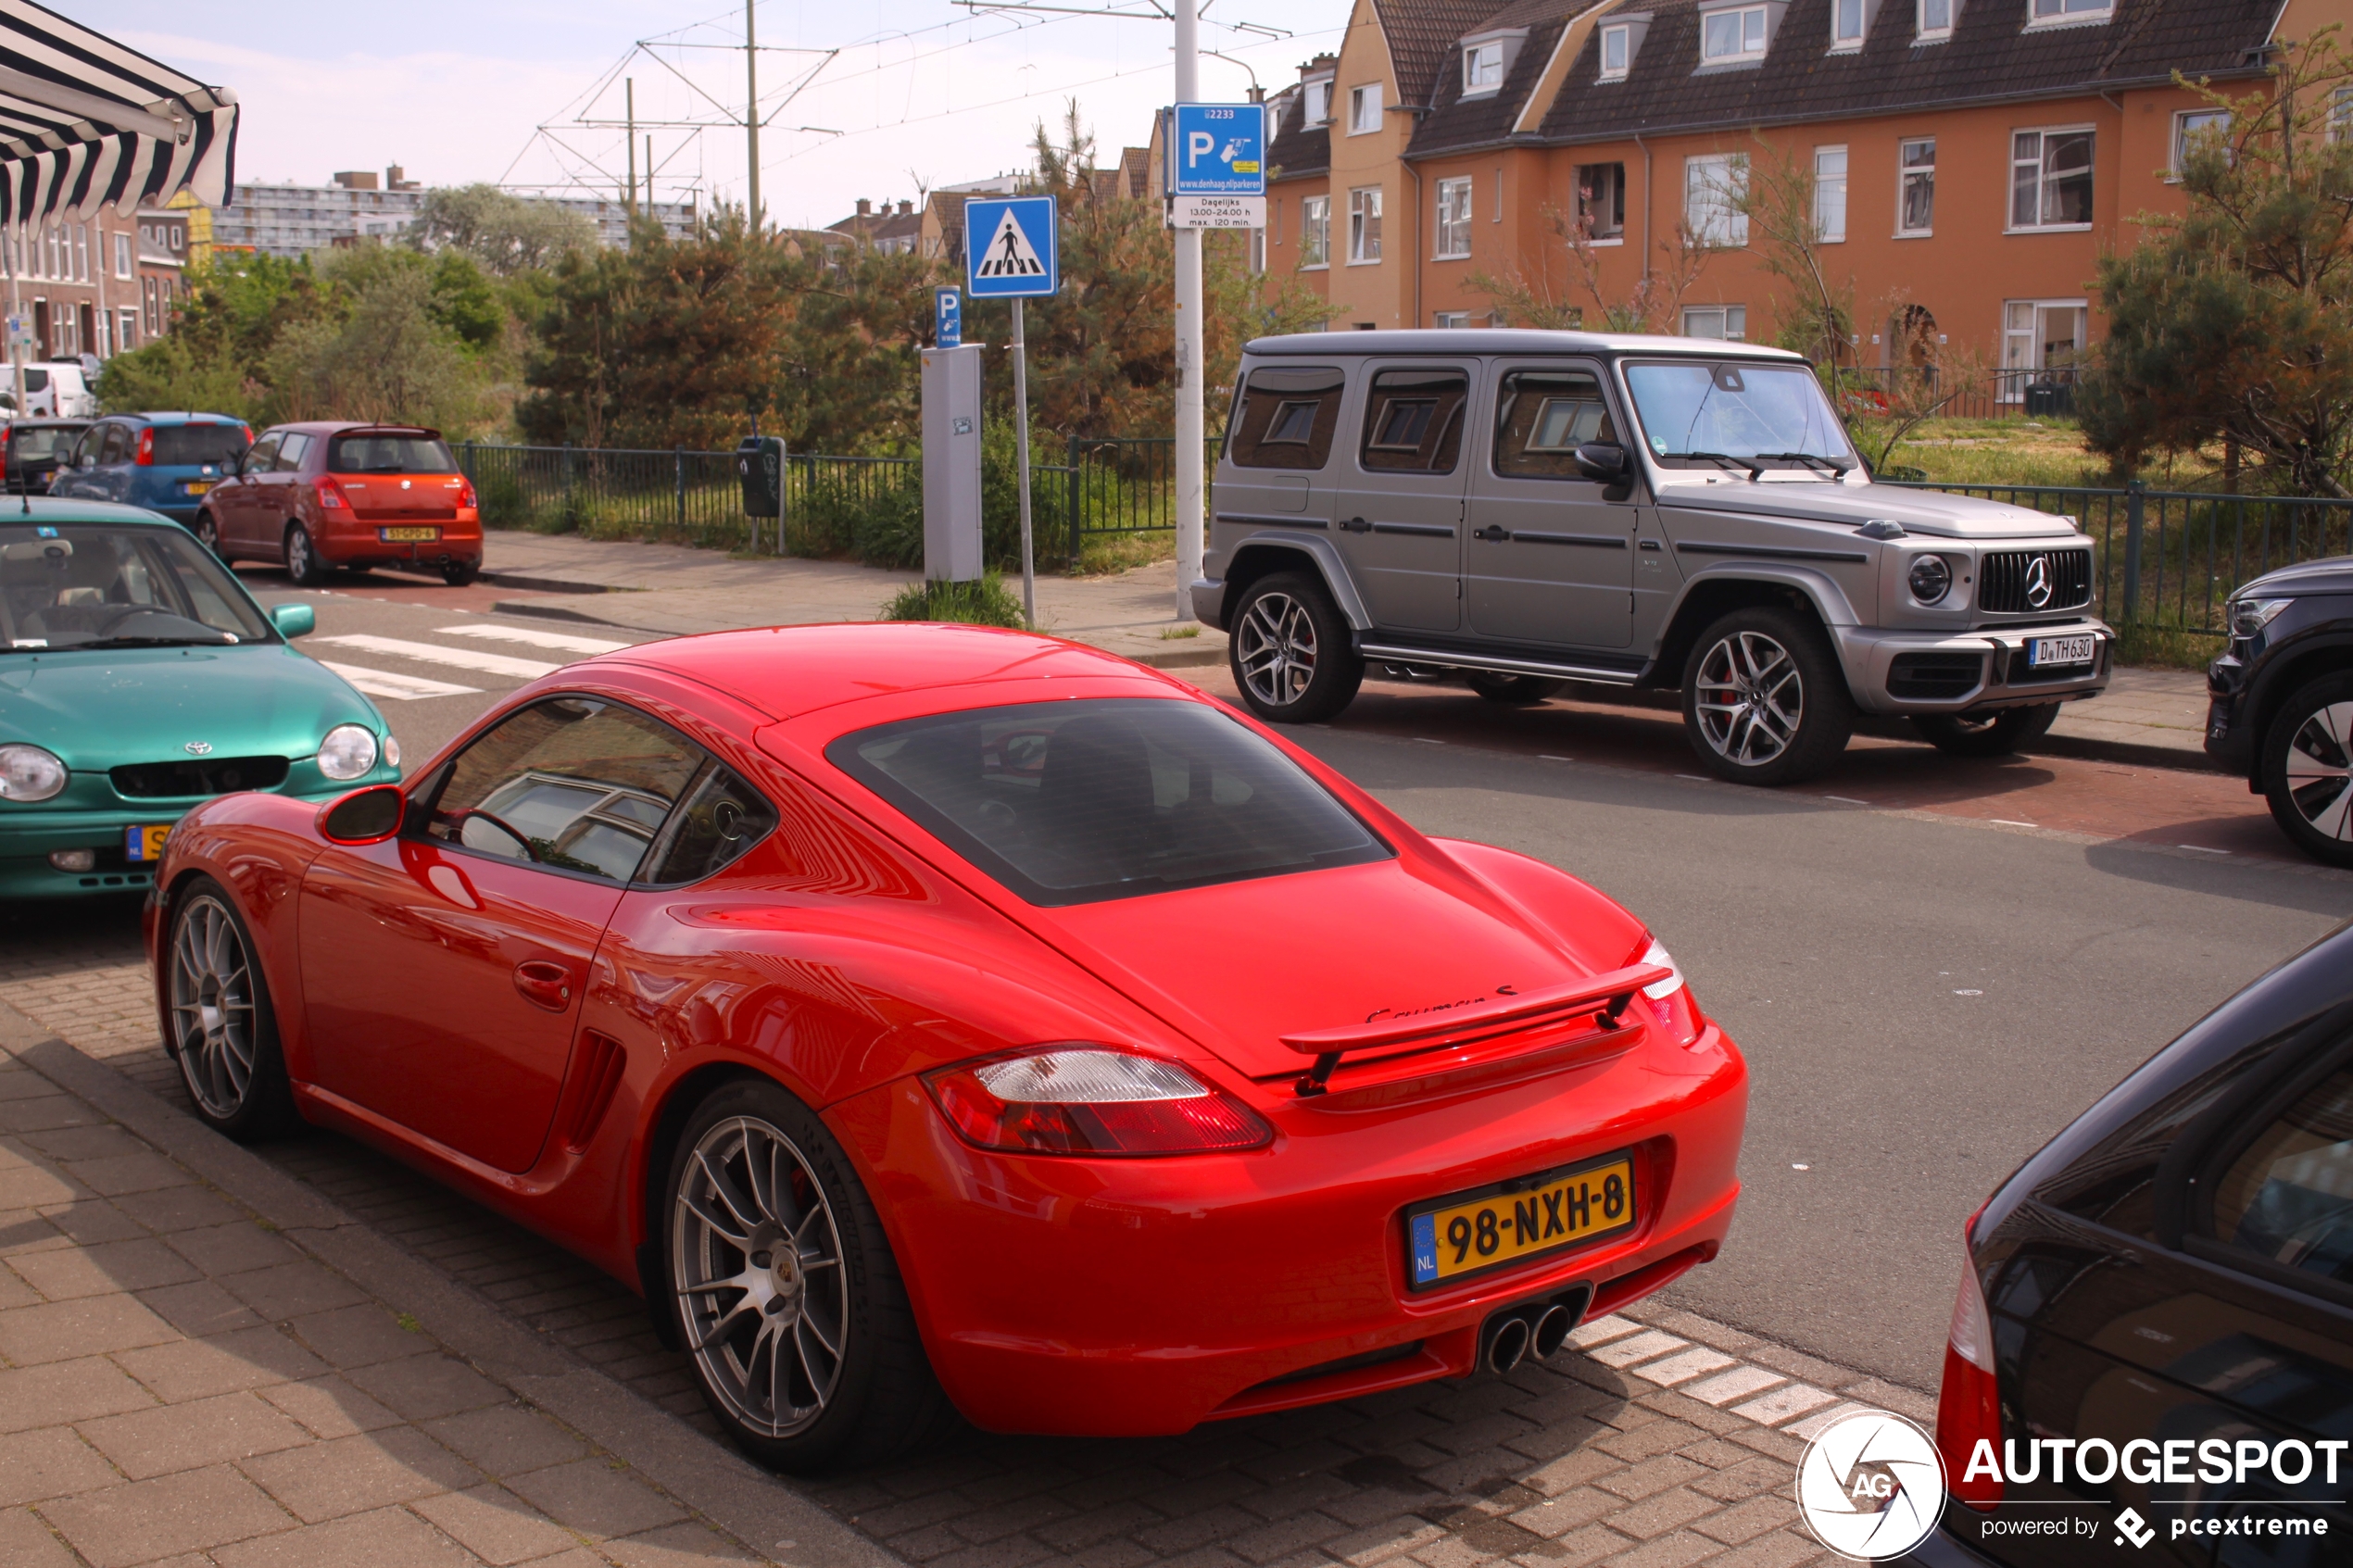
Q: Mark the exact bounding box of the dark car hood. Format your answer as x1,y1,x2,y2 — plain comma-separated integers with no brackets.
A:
0,645,377,771
2233,553,2353,600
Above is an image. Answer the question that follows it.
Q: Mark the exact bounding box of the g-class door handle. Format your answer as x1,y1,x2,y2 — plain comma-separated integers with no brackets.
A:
1339,517,1371,533
513,960,576,1012
1472,525,1510,543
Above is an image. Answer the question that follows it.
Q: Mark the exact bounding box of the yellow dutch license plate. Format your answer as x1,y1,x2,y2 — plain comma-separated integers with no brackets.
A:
1407,1154,1636,1290
183,481,212,495
125,823,172,862
380,525,440,542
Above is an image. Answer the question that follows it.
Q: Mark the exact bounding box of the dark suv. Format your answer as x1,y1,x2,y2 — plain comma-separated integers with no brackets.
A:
2203,556,2353,866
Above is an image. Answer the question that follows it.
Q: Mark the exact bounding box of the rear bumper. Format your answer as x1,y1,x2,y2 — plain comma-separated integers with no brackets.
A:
1831,619,2113,717
313,516,484,569
824,1024,1748,1436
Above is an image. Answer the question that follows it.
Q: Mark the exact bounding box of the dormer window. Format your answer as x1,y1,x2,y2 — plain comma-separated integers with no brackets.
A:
1465,43,1504,93
2028,0,2110,24
1601,23,1632,80
1302,78,1331,125
1831,0,1867,49
1701,4,1771,65
1917,0,1954,42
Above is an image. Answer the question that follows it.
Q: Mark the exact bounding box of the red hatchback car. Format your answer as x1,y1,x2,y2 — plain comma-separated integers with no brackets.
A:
146,625,1749,1470
195,421,483,586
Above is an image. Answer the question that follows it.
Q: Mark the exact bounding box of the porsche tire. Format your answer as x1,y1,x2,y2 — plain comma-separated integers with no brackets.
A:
164,879,300,1141
663,1077,952,1473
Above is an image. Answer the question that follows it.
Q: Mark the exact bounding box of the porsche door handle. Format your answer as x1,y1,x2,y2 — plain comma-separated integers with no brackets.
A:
513,960,576,1012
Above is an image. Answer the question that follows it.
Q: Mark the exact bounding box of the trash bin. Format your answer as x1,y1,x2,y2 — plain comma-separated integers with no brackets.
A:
736,434,783,519
2023,381,2073,419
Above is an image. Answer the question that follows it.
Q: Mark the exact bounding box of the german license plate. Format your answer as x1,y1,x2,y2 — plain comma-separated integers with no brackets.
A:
380,525,440,542
182,481,211,495
125,823,171,862
1407,1153,1636,1290
2029,633,2095,668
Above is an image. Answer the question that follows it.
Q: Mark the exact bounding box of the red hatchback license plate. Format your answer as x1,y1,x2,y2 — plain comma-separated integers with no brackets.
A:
1406,1152,1636,1290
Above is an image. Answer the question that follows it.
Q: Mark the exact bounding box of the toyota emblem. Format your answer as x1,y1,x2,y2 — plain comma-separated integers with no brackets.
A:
2024,555,2054,609
183,741,214,756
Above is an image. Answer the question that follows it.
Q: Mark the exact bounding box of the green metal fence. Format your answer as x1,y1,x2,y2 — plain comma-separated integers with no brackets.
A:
1885,480,2353,638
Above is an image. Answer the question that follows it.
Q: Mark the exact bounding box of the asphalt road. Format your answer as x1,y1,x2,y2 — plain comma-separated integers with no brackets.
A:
239,562,2353,1393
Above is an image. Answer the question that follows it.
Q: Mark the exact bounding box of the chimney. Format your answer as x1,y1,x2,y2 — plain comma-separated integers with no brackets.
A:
385,164,420,191
332,170,380,191
855,197,871,217
898,199,912,217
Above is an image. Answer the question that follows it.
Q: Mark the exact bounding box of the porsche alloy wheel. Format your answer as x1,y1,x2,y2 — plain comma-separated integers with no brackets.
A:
1227,572,1363,724
1682,607,1853,786
166,882,297,1140
2262,674,2353,868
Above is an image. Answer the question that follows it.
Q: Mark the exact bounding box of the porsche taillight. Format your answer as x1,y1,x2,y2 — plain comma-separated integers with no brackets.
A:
315,477,350,509
1625,933,1701,1046
923,1047,1272,1157
1936,1210,2004,1511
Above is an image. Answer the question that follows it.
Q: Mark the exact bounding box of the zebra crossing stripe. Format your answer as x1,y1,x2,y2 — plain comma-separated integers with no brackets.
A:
314,634,560,681
319,662,482,701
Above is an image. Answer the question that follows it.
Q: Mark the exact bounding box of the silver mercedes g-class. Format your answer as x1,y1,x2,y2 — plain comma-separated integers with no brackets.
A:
1192,330,2112,785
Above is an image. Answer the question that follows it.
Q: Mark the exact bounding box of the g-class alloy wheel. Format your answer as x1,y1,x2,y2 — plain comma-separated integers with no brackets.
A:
1227,572,1364,724
1681,607,1854,786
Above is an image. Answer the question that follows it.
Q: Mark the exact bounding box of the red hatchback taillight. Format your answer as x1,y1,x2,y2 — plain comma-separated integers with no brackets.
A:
1935,1213,2004,1510
134,428,154,465
458,478,478,509
315,477,350,509
924,1047,1273,1157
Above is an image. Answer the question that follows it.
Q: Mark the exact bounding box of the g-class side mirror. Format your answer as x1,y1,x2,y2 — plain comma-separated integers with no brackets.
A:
1573,442,1630,483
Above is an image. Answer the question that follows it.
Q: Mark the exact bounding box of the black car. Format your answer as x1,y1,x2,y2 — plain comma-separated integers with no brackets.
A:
2205,557,2353,866
1902,921,2353,1566
3,419,92,495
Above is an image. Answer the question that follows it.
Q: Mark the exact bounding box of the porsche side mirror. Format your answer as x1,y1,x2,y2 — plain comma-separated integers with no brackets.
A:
1573,443,1630,483
320,784,405,846
270,602,315,638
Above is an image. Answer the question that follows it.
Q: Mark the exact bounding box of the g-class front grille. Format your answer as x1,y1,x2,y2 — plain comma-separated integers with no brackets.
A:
110,756,290,799
1888,652,1984,700
1980,548,2093,614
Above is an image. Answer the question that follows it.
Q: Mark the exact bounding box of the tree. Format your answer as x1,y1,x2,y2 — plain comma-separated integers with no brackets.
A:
95,251,331,420
2080,30,2353,496
1467,198,1718,333
412,184,598,276
267,263,484,430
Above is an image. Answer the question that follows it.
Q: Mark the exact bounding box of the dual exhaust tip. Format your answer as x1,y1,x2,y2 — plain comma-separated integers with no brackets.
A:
1481,1292,1583,1375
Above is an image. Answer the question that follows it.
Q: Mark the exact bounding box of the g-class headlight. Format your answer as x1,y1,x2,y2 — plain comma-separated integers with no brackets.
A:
1907,555,1954,605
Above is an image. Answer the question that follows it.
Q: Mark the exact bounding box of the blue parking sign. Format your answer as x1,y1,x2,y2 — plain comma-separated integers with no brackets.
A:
964,196,1057,298
1169,103,1265,196
935,287,962,347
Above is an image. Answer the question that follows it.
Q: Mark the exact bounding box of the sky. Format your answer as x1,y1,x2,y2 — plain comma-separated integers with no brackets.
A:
79,0,1349,232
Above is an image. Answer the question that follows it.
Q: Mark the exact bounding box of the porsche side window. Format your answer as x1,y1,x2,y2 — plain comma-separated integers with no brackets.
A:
2210,1062,2353,1291
1358,367,1468,474
428,697,703,883
829,697,1391,907
1226,366,1345,470
648,765,778,885
1493,370,1616,481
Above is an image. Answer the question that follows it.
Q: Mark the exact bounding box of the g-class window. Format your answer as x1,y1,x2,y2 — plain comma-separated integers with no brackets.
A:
1493,369,1617,480
1227,366,1346,470
1358,367,1468,473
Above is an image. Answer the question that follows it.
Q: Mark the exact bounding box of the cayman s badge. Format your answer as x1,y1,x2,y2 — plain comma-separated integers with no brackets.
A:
2023,555,2054,609
183,741,214,756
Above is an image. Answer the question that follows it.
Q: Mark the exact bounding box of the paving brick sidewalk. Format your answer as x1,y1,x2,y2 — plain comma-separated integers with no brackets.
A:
0,904,1926,1568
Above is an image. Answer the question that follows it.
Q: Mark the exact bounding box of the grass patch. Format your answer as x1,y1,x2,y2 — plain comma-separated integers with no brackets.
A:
2114,621,2225,671
882,573,1028,629
1074,530,1176,575
1160,623,1201,640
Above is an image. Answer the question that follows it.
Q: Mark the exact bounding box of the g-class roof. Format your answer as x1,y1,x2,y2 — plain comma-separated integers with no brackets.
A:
1242,330,1809,360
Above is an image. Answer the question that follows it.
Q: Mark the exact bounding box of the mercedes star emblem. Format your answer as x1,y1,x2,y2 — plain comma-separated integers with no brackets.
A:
2024,555,2054,609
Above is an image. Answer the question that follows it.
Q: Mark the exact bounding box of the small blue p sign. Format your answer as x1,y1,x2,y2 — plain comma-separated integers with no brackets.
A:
935,288,962,349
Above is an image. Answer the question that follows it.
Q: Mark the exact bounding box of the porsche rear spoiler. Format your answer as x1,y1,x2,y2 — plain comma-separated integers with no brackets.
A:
1279,963,1672,1098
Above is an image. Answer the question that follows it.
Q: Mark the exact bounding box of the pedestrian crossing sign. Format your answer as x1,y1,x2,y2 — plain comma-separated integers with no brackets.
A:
964,195,1057,298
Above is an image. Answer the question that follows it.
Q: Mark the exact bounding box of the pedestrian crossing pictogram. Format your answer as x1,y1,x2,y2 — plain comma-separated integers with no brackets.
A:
975,209,1046,278
963,195,1058,297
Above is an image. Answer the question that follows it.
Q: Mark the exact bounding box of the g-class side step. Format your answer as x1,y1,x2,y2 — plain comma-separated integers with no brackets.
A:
1355,640,1649,687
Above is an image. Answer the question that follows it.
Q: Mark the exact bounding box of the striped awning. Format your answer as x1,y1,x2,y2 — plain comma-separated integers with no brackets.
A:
0,0,235,228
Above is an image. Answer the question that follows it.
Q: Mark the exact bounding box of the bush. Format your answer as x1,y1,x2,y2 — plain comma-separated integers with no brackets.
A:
881,572,1028,628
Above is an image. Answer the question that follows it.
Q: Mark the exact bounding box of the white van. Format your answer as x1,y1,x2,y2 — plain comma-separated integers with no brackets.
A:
3,362,97,419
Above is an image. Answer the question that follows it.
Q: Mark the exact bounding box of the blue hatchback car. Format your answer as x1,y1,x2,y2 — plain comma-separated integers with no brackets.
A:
49,412,253,526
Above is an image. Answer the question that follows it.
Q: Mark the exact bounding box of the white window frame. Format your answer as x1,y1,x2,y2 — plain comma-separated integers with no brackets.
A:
1896,136,1935,236
2000,298,2089,398
1684,154,1748,247
2008,125,2095,232
2171,108,2230,178
1300,194,1330,269
1435,177,1473,259
2333,86,2353,144
1917,0,1955,43
1600,22,1632,81
1577,161,1626,241
1681,305,1747,340
1349,83,1383,135
1831,0,1868,50
1434,311,1471,329
1348,185,1383,264
1464,42,1504,95
1302,78,1332,126
2026,0,2110,28
1700,4,1771,65
1814,145,1848,243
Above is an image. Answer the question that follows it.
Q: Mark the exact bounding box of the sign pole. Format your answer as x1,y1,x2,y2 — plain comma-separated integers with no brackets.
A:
1173,2,1202,623
1012,297,1035,627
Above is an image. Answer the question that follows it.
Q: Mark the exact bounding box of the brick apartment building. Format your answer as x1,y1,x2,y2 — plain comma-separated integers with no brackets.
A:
1259,0,2344,395
0,205,188,363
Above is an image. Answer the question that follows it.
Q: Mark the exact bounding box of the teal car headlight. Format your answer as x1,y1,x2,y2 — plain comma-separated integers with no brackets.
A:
317,724,381,782
0,743,67,801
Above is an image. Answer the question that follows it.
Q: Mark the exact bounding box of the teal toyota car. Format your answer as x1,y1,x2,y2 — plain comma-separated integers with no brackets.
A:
0,499,399,897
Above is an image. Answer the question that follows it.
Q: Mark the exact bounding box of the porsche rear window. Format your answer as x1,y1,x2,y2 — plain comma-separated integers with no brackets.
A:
829,698,1390,906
